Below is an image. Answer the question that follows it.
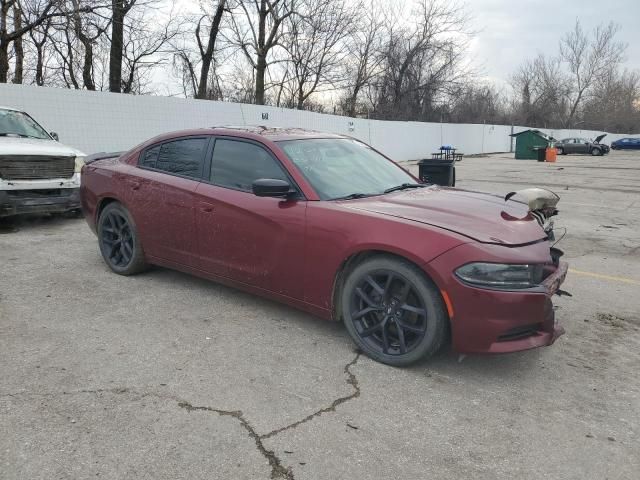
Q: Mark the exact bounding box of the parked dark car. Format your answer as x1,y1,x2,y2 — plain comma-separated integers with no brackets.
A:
80,127,567,366
554,134,609,156
611,137,640,150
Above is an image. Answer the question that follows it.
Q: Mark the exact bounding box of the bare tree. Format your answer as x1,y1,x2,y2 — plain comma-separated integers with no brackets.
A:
120,7,179,94
27,17,53,85
230,0,296,105
282,0,354,110
193,0,226,99
11,2,23,82
108,0,134,92
372,0,471,121
341,0,385,117
560,20,626,127
69,0,109,90
0,0,101,83
510,54,569,127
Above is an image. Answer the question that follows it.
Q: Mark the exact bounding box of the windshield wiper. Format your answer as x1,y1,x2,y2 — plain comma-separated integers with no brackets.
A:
383,183,426,194
330,193,373,201
0,133,42,139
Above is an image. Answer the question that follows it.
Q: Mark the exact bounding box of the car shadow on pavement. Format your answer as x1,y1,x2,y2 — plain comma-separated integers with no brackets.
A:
0,213,81,234
147,265,545,382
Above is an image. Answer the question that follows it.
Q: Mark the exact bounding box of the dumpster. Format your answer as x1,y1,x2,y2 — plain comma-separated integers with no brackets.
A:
510,129,556,160
418,158,455,186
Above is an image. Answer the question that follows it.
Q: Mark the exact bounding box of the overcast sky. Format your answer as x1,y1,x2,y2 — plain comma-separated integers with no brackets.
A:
164,0,640,96
466,0,640,88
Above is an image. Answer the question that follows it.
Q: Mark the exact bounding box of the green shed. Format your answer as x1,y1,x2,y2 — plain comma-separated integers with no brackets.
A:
510,129,555,160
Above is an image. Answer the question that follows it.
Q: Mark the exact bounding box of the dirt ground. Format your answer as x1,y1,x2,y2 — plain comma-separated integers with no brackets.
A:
1,150,639,479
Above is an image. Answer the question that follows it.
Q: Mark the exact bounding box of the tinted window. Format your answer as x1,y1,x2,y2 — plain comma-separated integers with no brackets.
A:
152,138,207,178
210,139,288,191
140,145,160,168
139,139,207,177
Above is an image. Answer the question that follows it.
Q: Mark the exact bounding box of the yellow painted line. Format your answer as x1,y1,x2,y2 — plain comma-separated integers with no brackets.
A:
569,268,640,285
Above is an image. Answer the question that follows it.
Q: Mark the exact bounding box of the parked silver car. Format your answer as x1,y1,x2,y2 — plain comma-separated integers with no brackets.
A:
554,134,609,156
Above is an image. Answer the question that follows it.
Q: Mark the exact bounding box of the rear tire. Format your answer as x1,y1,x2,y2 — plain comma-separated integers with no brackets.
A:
340,255,448,367
97,202,148,275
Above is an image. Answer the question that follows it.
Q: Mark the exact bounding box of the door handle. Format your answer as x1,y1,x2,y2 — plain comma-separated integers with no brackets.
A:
201,206,214,213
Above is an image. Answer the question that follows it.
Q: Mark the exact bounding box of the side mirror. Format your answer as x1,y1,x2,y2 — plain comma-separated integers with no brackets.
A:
50,132,59,141
252,178,293,198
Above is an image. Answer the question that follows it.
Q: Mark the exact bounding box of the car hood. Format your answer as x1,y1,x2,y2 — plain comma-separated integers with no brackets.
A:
594,134,607,143
0,137,84,157
339,186,548,245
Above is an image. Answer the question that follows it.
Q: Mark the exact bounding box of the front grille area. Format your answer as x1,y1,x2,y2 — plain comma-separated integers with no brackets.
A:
497,324,542,342
0,155,75,180
5,189,74,198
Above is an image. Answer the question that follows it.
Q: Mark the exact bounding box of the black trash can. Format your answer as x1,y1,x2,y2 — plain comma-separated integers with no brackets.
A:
418,158,456,186
533,147,547,162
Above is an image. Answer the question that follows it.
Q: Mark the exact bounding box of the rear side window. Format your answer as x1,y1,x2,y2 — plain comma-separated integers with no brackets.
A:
139,137,208,179
210,139,288,191
140,145,160,168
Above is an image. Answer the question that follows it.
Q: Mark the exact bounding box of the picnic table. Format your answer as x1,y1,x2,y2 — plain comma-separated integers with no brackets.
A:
431,146,463,162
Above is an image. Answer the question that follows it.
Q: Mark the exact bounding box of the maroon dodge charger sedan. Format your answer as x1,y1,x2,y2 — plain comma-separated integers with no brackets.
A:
81,126,567,366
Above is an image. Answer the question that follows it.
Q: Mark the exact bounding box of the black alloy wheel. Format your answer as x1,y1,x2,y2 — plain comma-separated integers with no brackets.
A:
98,202,148,275
342,256,447,366
351,270,427,355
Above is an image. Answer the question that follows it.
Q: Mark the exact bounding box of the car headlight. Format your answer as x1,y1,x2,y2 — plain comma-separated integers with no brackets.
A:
75,156,86,173
455,263,544,290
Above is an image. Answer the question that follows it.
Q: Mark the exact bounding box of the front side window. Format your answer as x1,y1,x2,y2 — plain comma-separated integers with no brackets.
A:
0,109,50,139
140,138,207,179
278,138,416,200
210,139,288,191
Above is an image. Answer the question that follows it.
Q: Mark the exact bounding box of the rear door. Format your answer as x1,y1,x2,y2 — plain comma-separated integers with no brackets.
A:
126,136,210,267
193,137,307,299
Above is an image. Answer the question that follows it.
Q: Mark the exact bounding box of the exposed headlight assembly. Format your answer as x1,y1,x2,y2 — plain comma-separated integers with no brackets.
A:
75,156,86,173
455,263,544,290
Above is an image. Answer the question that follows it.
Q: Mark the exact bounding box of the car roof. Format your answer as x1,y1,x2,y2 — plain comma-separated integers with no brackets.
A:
208,125,348,142
131,126,352,155
0,105,22,112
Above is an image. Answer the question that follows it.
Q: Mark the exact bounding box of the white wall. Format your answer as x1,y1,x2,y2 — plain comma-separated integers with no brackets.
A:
0,83,637,160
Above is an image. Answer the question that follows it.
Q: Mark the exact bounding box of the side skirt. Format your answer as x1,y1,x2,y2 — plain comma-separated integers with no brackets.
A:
146,255,334,321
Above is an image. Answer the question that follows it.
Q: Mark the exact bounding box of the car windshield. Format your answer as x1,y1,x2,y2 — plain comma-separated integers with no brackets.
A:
0,108,50,139
278,138,418,200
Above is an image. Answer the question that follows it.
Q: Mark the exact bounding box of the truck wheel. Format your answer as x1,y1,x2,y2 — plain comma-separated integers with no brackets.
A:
341,255,448,367
97,202,148,275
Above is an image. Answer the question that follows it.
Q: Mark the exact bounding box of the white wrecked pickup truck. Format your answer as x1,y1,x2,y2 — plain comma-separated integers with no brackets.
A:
0,106,85,217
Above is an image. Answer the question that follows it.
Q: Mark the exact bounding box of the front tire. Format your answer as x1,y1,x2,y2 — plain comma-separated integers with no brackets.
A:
591,148,602,156
97,202,148,275
341,256,448,367
556,147,565,155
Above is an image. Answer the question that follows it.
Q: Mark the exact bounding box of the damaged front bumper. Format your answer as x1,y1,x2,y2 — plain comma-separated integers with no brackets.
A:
1,176,81,217
424,241,568,355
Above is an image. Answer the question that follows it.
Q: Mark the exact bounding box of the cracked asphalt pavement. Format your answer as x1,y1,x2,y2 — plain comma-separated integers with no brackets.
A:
1,151,639,479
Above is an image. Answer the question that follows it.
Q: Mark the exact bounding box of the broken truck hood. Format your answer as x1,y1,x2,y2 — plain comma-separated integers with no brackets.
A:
0,137,84,157
340,186,548,245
